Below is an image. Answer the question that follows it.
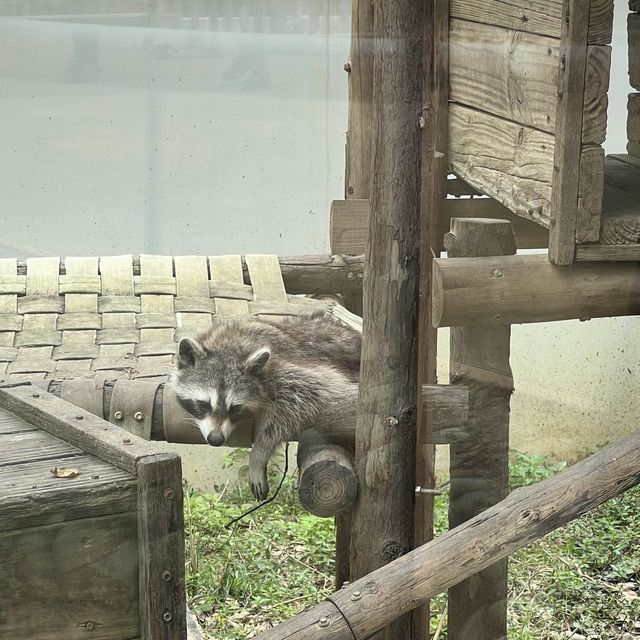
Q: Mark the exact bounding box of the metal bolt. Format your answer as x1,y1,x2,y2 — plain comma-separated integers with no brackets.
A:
114,411,124,421
346,271,355,281
32,393,40,398
343,61,351,73
492,269,504,278
162,570,172,582
164,487,175,499
415,485,442,495
386,416,399,427
162,610,173,623
85,620,96,631
122,437,132,445
351,590,362,601
91,474,100,480
341,581,350,589
76,415,84,421
318,616,330,628
134,411,144,422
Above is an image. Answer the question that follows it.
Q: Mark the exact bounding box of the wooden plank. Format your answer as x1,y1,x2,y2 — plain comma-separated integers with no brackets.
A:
345,0,374,200
137,453,186,640
0,429,80,466
449,103,554,227
432,254,640,327
628,93,640,155
630,13,640,91
0,512,139,640
330,199,370,255
576,244,640,261
450,0,613,44
251,425,640,640
0,406,36,434
0,385,161,475
446,219,514,640
0,454,137,531
548,0,590,264
576,145,605,243
449,20,609,145
349,3,424,638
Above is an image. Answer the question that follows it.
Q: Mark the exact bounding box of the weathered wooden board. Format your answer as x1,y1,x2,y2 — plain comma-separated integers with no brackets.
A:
631,0,640,13
0,454,137,531
0,512,139,640
449,19,610,144
576,146,605,243
630,13,640,91
450,0,613,44
0,428,81,466
629,93,640,156
449,103,554,227
330,199,370,255
0,406,36,434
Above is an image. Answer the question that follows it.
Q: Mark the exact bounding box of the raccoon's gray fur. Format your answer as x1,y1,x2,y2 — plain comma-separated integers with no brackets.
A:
170,312,361,500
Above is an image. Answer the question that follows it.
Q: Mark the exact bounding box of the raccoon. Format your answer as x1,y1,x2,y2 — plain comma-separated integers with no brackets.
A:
170,312,361,500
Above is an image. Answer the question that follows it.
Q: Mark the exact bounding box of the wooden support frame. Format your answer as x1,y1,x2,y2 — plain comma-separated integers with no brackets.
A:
250,425,640,640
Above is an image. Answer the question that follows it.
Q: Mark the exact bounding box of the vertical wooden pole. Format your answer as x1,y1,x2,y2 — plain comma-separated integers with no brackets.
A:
349,1,424,639
413,1,449,638
445,218,516,640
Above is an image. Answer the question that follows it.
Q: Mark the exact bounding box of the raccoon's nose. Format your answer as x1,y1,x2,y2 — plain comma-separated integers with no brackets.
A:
207,432,225,446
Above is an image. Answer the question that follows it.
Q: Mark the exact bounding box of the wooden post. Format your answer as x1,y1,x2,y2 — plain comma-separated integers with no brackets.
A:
349,1,424,639
445,218,516,640
414,0,449,637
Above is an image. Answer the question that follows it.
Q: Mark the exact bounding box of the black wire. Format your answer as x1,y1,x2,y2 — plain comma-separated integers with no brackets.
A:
224,442,290,529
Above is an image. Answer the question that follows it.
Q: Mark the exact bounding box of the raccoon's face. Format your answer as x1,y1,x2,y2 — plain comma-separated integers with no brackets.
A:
171,337,270,446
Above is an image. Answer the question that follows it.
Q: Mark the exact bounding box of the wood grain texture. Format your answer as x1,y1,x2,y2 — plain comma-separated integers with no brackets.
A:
345,0,374,200
0,512,139,640
297,443,357,517
349,5,424,638
432,254,640,327
0,428,80,466
548,0,590,265
0,385,161,475
0,454,137,531
628,93,640,152
137,453,186,640
450,0,613,44
575,244,640,261
576,145,605,243
630,14,640,91
330,199,370,255
252,425,640,640
449,103,554,227
446,219,514,640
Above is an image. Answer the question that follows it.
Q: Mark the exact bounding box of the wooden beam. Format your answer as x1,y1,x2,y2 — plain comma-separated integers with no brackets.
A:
446,219,515,640
297,443,357,518
250,426,640,640
548,0,590,264
630,13,640,91
629,93,640,157
432,254,640,327
450,0,613,44
349,2,424,635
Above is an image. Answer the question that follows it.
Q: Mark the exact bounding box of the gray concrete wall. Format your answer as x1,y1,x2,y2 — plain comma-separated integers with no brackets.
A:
1,1,638,490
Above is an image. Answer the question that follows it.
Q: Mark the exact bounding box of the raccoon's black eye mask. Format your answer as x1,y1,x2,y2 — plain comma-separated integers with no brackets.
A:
177,396,210,419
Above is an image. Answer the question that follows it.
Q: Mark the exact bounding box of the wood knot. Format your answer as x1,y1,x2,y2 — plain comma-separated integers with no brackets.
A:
382,541,409,562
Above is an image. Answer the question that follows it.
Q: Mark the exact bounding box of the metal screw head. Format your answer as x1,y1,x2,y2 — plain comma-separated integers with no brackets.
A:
114,411,124,421
164,487,175,499
162,610,173,623
75,415,84,421
85,620,96,631
161,570,172,582
346,271,355,281
386,416,399,427
134,411,144,422
351,590,362,601
32,393,40,398
318,616,329,628
122,437,132,445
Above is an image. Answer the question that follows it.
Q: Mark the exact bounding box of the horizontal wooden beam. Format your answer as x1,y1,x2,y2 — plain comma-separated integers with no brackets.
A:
432,253,640,327
251,425,640,640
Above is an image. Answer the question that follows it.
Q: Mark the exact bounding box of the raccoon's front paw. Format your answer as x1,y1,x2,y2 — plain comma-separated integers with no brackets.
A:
249,469,269,501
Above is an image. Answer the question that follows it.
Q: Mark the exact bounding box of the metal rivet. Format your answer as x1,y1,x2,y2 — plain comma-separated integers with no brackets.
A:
346,271,355,281
91,474,100,480
386,416,399,427
492,268,504,278
351,590,362,601
122,437,131,445
134,411,144,422
32,393,40,398
162,570,172,582
114,411,124,421
85,620,96,631
162,610,173,623
318,616,329,628
164,488,175,499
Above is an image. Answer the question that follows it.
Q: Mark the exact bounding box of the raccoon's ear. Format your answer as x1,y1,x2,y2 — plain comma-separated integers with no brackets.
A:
177,337,204,369
245,347,270,375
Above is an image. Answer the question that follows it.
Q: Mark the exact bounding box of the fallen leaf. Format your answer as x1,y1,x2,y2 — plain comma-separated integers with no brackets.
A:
50,467,80,478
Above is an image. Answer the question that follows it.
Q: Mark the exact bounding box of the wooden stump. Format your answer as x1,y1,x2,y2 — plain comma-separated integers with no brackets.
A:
445,218,516,640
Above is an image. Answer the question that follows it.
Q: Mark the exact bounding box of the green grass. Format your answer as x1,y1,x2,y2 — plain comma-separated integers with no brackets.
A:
185,452,640,639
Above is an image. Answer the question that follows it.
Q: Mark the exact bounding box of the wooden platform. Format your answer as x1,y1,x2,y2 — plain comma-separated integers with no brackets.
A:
576,154,640,260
